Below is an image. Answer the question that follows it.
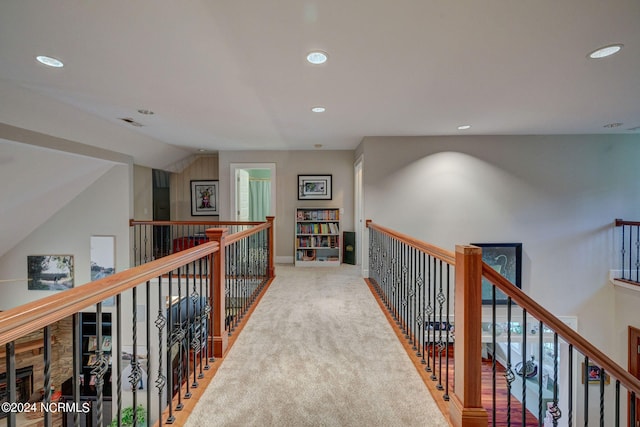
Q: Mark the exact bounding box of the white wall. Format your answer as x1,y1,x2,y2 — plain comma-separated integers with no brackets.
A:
218,150,355,262
361,135,640,353
0,164,132,309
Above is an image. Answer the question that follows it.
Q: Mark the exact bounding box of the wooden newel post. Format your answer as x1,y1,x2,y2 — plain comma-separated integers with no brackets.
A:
206,227,229,359
449,245,488,427
266,216,275,279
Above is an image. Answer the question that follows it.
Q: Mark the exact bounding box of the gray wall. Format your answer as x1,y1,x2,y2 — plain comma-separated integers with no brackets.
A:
218,150,355,262
360,134,640,360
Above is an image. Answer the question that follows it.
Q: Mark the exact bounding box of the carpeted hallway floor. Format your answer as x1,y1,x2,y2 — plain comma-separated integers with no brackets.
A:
185,264,449,427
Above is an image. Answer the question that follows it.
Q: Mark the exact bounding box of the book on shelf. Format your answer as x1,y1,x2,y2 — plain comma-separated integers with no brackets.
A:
102,335,112,352
87,336,97,351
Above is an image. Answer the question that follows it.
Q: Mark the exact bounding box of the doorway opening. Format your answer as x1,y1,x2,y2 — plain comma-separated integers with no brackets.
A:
230,163,276,221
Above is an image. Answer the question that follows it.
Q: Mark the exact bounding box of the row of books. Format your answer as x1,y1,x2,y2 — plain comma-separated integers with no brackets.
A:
296,209,339,221
296,236,340,248
295,250,339,262
296,222,339,235
87,335,112,352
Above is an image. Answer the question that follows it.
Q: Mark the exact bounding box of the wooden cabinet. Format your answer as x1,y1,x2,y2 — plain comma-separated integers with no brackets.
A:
295,208,341,267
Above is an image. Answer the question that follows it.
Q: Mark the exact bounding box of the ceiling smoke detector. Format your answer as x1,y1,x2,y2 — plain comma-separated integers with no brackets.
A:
119,117,143,127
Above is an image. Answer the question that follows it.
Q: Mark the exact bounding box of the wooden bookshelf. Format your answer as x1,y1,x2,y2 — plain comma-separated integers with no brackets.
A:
295,208,341,267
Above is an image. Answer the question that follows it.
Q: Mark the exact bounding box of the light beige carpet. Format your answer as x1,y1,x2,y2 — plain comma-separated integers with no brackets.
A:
185,265,449,427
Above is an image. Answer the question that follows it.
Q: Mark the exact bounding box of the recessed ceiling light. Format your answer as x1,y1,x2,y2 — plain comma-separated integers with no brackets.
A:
306,51,328,65
198,148,207,152
311,106,326,113
603,122,623,128
137,109,154,115
588,44,623,59
36,55,64,68
457,125,471,130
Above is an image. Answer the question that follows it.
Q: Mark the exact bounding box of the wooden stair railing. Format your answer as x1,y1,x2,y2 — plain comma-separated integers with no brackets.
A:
0,217,275,427
366,220,640,427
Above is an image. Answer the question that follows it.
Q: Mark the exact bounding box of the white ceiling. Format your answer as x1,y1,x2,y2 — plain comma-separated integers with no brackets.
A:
1,0,639,167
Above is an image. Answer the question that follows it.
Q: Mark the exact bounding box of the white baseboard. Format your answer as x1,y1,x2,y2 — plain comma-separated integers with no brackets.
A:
276,256,294,264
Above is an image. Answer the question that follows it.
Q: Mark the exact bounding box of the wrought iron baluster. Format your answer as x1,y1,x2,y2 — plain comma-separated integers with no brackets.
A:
417,251,425,363
425,254,433,373
116,293,122,427
183,263,192,400
93,303,106,427
614,380,620,427
166,272,175,424
522,309,527,427
443,263,450,401
506,298,514,426
538,320,544,423
43,325,51,426
584,356,589,426
146,281,151,420
72,313,81,427
568,344,574,427
552,332,561,426
599,367,605,427
5,341,16,427
411,247,418,351
436,260,444,391
156,275,167,426
175,271,184,411
491,285,496,427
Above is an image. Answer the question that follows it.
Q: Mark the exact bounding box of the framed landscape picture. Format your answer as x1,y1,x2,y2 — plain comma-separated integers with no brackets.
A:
27,255,74,291
471,243,522,304
298,175,332,200
191,180,219,216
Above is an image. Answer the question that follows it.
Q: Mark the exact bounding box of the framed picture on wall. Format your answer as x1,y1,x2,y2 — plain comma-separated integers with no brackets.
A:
27,255,74,291
470,243,522,304
191,180,219,216
298,175,332,200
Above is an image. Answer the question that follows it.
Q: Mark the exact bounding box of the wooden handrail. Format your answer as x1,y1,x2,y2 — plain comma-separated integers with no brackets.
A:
129,219,264,226
615,218,640,227
0,241,219,347
224,220,272,246
482,262,640,395
366,220,456,265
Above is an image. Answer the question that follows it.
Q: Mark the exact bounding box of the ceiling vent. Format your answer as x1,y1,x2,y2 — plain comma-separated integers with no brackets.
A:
119,117,143,127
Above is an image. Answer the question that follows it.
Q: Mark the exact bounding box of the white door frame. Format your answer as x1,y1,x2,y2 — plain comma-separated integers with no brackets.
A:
354,155,365,275
229,163,277,220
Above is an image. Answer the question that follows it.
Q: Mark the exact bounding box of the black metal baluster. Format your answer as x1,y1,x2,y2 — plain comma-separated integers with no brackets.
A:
584,356,589,426
425,254,433,373
491,285,496,427
552,332,561,427
183,263,192,400
129,288,141,427
402,243,409,339
629,225,640,282
621,224,627,280
569,344,574,427
116,293,122,427
411,247,418,352
538,320,544,425
5,341,16,427
146,280,152,424
522,309,527,427
175,272,184,411
599,368,605,427
436,260,444,391
506,298,514,426
72,313,81,427
155,275,166,426
418,251,426,364
191,260,201,388
93,303,105,427
443,263,450,401
43,325,51,427
630,391,636,427
166,272,175,424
